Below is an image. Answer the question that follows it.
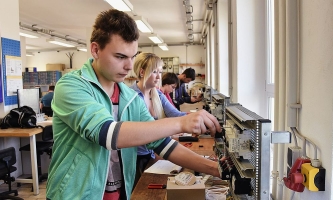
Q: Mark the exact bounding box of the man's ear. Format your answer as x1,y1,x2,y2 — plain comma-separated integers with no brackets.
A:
91,42,99,59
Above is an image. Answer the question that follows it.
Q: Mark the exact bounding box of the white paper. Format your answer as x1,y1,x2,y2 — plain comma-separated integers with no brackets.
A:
5,56,22,76
7,78,23,96
144,160,182,175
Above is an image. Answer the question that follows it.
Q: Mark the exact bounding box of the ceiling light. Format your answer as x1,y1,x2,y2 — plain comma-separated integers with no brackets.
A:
77,47,87,52
158,43,169,51
47,37,75,47
148,34,163,44
104,0,133,11
26,53,34,57
133,16,153,33
19,29,40,39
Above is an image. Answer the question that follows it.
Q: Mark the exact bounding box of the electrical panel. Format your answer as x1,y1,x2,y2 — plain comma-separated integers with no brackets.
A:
214,104,271,200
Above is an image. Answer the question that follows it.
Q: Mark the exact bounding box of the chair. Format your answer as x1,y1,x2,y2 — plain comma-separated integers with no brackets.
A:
0,147,24,200
19,125,53,182
42,107,53,117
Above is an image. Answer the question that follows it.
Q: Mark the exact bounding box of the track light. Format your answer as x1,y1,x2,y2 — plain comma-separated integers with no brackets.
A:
133,16,153,33
158,43,169,51
77,46,87,52
47,37,75,47
148,34,163,44
19,29,40,39
26,53,34,57
104,0,133,12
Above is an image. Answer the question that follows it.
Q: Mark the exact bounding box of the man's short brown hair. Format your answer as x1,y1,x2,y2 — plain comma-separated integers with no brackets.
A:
90,9,140,50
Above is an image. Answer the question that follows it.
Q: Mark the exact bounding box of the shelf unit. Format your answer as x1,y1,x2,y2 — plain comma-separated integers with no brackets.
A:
161,57,179,74
22,71,62,94
180,63,205,67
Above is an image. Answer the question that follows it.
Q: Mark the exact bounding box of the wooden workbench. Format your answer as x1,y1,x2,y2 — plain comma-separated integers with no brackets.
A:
130,137,215,200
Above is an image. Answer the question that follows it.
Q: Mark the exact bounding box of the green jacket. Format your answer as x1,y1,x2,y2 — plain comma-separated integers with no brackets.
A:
46,59,177,200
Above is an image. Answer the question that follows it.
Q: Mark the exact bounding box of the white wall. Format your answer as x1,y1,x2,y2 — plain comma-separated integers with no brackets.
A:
234,0,267,117
26,50,88,71
0,0,23,178
217,0,229,96
292,1,333,199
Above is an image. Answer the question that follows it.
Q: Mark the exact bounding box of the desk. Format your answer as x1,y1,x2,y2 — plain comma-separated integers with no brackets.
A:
0,128,43,195
131,138,215,200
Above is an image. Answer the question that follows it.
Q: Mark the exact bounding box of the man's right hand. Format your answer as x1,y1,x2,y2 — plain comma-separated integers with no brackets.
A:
179,110,221,137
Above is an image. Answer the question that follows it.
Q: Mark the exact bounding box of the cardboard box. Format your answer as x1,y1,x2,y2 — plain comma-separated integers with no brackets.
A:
167,177,205,200
46,64,65,71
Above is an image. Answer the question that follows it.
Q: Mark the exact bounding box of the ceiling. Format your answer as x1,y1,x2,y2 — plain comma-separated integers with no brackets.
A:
19,0,209,53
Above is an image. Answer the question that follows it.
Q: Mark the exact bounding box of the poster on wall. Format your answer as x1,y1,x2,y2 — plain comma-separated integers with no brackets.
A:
5,55,22,76
7,77,22,96
5,55,23,96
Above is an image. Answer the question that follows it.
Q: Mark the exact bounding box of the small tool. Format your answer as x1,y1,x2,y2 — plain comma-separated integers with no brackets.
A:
148,184,166,189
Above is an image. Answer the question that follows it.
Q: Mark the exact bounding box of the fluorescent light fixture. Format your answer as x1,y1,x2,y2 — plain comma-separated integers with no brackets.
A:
77,47,87,52
133,16,153,33
104,0,133,12
47,37,75,47
148,34,163,44
26,53,34,57
19,29,40,39
158,43,169,51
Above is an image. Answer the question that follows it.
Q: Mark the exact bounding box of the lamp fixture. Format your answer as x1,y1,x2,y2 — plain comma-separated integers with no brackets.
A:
148,34,163,44
19,29,40,39
47,37,75,47
26,53,34,57
133,16,153,33
77,46,87,52
104,0,133,12
158,43,169,51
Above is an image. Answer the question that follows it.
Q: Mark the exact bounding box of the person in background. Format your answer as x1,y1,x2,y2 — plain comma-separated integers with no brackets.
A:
130,53,187,181
40,85,55,116
170,68,203,110
46,9,221,200
160,72,179,107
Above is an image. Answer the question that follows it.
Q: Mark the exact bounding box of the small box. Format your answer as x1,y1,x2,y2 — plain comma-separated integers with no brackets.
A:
167,177,205,200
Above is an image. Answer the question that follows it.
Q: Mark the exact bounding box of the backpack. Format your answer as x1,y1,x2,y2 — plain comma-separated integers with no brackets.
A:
0,106,37,129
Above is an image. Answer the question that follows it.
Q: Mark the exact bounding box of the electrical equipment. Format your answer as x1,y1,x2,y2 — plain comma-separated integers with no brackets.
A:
301,161,325,191
223,105,271,199
283,157,311,192
224,120,252,160
287,146,303,175
218,156,233,180
231,170,252,195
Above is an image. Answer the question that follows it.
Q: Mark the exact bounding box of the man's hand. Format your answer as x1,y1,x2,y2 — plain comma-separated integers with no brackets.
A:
179,110,221,137
191,95,203,103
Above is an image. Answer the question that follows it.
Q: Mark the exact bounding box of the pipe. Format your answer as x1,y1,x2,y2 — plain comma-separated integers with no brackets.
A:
20,22,86,46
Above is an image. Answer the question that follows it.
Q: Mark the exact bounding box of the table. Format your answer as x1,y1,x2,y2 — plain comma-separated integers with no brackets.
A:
0,127,43,195
131,138,215,200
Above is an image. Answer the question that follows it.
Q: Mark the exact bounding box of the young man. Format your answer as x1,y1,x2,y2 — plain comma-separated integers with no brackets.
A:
40,85,55,116
170,68,203,110
46,9,221,200
40,85,55,109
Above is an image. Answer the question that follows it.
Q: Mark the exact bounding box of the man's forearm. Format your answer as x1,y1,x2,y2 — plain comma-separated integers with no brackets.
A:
167,144,220,177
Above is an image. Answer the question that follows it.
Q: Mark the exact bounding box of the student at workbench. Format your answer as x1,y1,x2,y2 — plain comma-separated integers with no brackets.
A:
130,52,187,182
46,9,222,200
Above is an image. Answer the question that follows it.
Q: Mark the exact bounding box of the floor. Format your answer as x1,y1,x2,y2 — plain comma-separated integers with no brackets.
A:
0,181,47,200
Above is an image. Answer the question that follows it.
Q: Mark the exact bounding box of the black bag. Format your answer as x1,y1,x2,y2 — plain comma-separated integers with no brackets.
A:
0,106,37,129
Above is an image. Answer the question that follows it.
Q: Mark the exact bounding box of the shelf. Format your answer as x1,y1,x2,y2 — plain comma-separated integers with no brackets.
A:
180,63,205,67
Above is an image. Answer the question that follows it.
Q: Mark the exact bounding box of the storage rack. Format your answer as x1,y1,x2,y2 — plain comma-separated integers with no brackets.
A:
216,104,271,200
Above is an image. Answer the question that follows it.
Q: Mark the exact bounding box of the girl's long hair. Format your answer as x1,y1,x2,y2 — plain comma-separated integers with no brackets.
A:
133,52,165,119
